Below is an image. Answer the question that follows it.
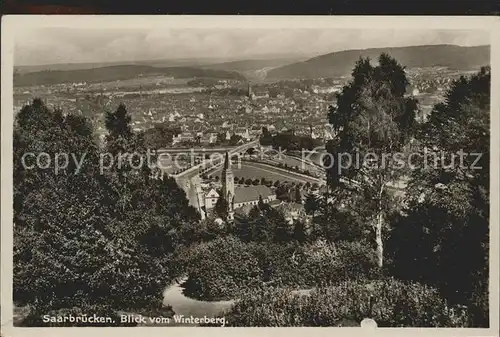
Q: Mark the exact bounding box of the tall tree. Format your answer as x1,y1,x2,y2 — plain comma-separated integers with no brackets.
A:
214,196,229,221
14,99,122,324
387,67,490,326
247,203,288,242
105,103,132,140
326,54,418,267
304,193,320,219
294,187,303,203
292,220,308,244
102,103,153,215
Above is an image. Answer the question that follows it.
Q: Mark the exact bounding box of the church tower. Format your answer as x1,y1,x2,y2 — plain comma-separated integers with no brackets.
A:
247,81,253,100
222,152,235,222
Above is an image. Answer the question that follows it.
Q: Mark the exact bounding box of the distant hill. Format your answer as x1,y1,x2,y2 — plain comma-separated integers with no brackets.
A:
14,55,307,75
200,57,304,72
200,57,306,82
14,57,235,74
13,65,247,87
266,45,490,80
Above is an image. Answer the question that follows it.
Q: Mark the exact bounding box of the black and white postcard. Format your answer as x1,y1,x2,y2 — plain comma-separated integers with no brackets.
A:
1,15,499,337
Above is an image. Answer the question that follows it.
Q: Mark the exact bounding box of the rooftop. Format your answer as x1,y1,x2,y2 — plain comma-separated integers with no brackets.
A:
234,185,275,204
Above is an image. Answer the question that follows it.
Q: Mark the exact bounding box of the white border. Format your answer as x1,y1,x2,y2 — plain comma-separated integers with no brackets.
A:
1,15,499,337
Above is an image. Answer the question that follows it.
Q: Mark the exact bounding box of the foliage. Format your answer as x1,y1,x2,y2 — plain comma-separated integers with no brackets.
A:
13,99,196,326
325,54,418,267
181,236,262,300
142,123,181,150
304,193,320,217
294,187,302,203
214,196,229,220
222,278,470,327
260,131,322,151
286,240,378,287
292,221,308,244
311,205,367,242
181,226,379,303
229,134,243,146
246,203,290,243
387,67,490,327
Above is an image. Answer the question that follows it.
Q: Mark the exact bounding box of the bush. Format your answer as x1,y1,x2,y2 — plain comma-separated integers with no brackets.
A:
299,240,378,286
249,240,378,289
265,240,376,288
181,236,263,300
222,278,471,327
180,238,379,302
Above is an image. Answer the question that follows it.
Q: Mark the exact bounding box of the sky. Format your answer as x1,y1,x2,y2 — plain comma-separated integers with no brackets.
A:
14,28,490,66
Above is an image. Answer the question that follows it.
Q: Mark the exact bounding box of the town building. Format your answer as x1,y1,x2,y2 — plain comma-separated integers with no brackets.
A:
193,153,278,221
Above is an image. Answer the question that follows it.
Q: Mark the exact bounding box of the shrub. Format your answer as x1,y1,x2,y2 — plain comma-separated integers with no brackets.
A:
222,278,471,327
283,240,378,288
180,238,379,302
182,236,262,301
221,287,309,327
249,240,378,289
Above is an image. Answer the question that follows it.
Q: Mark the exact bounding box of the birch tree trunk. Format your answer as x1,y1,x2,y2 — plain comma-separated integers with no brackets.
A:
374,183,385,268
375,211,384,268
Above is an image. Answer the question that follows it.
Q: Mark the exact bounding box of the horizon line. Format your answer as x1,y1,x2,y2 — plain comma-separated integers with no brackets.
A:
14,43,490,68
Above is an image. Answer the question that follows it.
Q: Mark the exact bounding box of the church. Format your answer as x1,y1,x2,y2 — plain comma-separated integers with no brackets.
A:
180,152,277,221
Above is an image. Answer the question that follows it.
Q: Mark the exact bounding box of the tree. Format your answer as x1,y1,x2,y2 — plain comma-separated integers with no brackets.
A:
245,178,253,185
229,134,243,146
105,103,133,143
247,204,288,243
387,67,490,327
214,196,229,221
143,123,180,150
294,187,303,203
260,127,273,146
304,194,320,218
13,99,197,326
216,132,226,144
234,217,253,242
292,221,308,244
252,179,260,186
239,177,246,184
258,195,265,209
276,185,290,201
326,54,418,268
103,104,153,214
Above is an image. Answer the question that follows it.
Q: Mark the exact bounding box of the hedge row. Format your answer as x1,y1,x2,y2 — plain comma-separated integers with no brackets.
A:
181,236,378,300
219,278,471,327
